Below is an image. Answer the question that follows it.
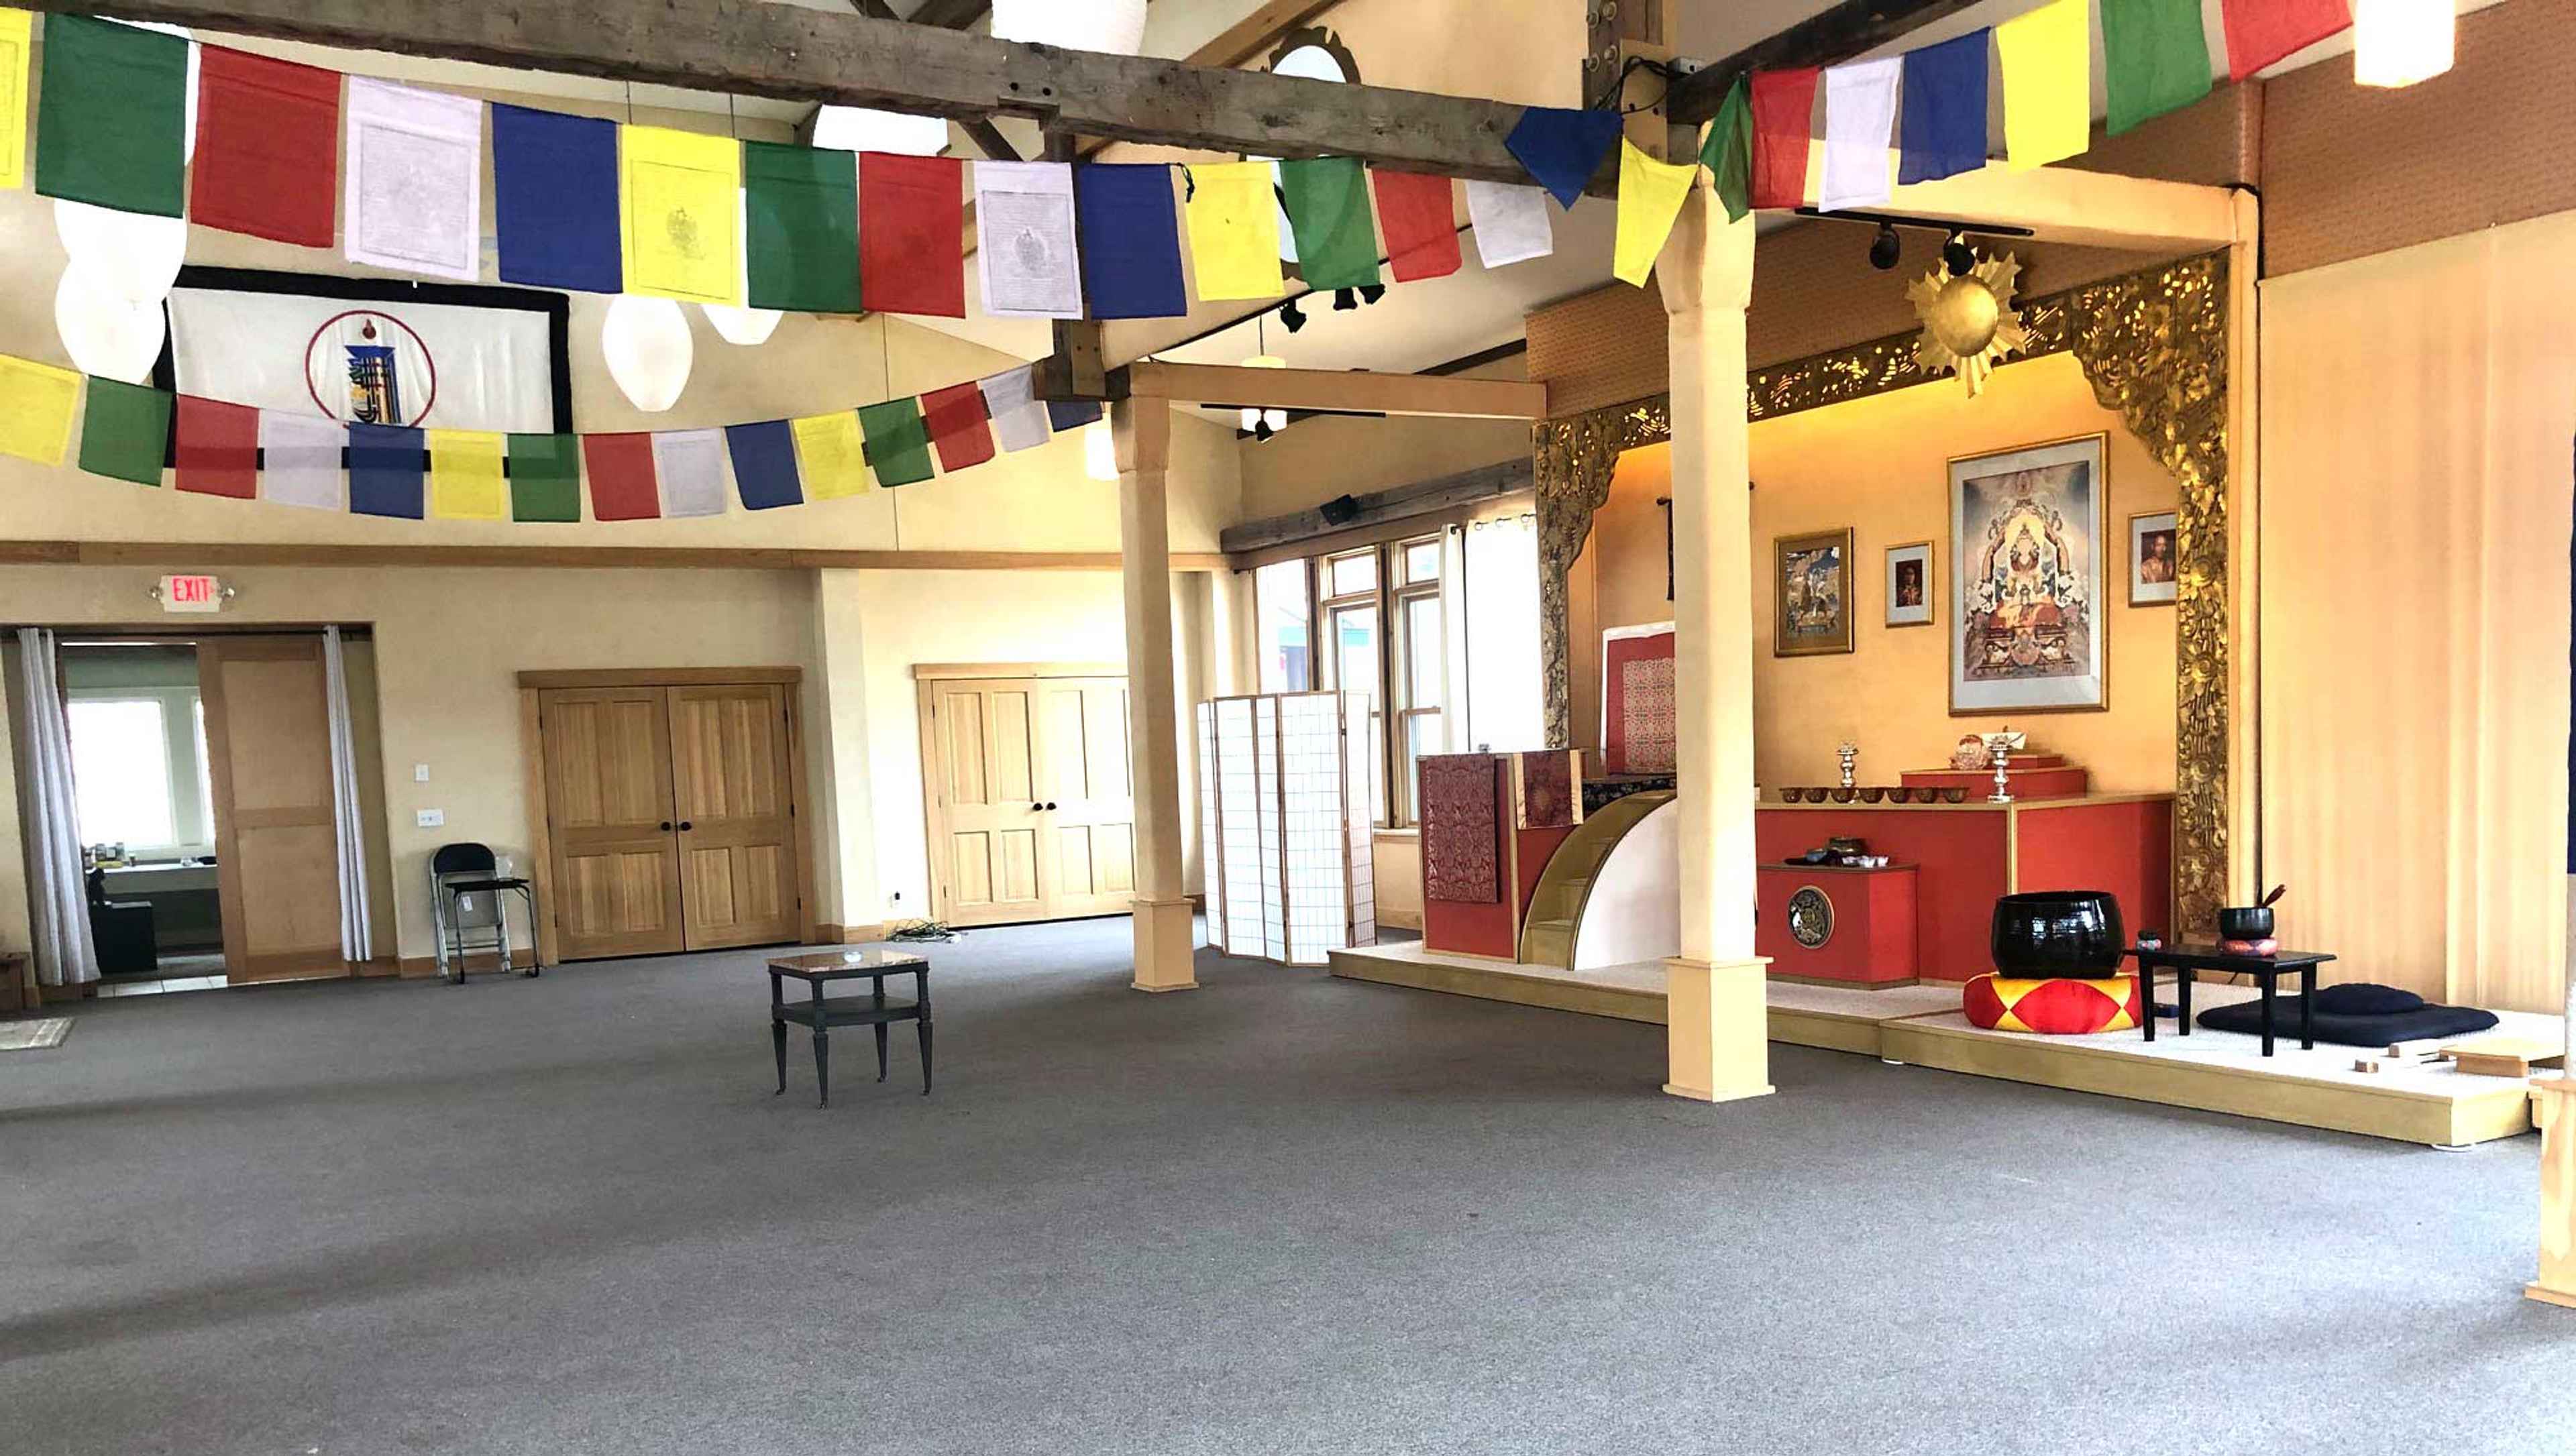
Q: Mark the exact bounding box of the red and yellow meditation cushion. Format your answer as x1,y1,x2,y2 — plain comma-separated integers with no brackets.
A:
1963,972,2141,1035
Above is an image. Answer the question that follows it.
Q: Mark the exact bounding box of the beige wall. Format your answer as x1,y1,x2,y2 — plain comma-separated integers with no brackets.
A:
1570,351,2180,793
1234,357,1532,524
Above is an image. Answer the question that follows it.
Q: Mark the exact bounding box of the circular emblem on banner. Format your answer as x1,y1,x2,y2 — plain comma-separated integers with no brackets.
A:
304,310,439,427
1787,886,1835,950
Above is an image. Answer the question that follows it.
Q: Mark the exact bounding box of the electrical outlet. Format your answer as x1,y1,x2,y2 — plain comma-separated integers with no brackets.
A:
416,808,445,828
414,763,431,783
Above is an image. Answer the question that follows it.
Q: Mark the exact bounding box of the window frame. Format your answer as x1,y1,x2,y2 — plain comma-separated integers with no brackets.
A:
64,684,217,858
1293,535,1446,829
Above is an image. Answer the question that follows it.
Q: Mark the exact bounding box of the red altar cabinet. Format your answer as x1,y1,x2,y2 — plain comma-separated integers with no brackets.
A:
1754,793,2173,985
1418,750,1582,960
1757,863,1920,985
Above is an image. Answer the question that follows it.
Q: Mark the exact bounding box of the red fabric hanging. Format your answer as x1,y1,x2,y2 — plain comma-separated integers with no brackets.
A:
860,154,966,319
1749,68,1821,212
920,383,996,474
173,396,258,498
2220,0,2352,81
1369,169,1462,283
580,432,661,520
191,46,341,247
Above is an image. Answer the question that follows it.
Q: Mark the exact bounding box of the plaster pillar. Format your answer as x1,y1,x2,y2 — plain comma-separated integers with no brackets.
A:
1658,185,1772,1103
1115,399,1198,993
2534,1080,2576,1308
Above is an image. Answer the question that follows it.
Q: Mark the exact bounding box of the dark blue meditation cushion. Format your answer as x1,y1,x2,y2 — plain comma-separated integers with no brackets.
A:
2311,983,2424,1017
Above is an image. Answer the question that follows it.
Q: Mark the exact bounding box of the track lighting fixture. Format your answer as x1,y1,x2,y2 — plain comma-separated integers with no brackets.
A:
1333,288,1358,312
1280,296,1307,333
1358,284,1386,305
1253,418,1275,442
1943,231,1977,278
1868,222,1902,272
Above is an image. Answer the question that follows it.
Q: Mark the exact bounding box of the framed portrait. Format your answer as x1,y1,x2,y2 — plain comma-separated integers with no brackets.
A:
1884,541,1934,628
2129,510,2178,606
1949,435,2108,714
1774,528,1855,657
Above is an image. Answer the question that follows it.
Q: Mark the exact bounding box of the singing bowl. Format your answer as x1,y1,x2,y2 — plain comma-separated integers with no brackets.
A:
1943,788,1968,803
2217,905,2275,940
1858,787,1885,803
1990,891,2127,977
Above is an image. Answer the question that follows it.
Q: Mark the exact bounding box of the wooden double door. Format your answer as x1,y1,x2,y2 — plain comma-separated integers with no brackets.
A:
537,678,806,960
921,673,1136,928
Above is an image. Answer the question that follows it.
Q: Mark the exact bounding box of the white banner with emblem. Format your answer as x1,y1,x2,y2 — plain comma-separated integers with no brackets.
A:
165,286,557,433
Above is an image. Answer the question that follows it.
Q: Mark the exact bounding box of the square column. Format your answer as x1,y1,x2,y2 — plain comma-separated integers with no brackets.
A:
1114,398,1198,993
1658,185,1772,1103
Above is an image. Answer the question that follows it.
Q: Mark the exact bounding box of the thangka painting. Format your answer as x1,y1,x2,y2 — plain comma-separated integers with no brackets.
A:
1949,435,2108,714
1600,624,1676,775
1772,528,1855,657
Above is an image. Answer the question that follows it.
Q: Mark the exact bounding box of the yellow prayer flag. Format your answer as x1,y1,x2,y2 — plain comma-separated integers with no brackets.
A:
1611,140,1699,288
0,8,29,191
1183,161,1284,302
1997,0,2090,170
791,411,871,500
621,125,744,304
0,353,80,467
427,429,508,520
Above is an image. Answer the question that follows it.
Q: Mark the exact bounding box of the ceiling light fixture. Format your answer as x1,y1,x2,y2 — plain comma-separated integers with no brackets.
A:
600,295,695,412
1332,288,1358,312
1942,231,1978,278
1358,284,1386,306
1280,297,1308,333
1869,221,1902,271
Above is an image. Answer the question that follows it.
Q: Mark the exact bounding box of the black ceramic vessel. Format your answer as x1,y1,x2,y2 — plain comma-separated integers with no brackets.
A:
1990,891,2126,976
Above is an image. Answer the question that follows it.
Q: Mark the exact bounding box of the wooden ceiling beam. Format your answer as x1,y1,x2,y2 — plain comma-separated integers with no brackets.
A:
19,0,1538,182
1667,0,1992,126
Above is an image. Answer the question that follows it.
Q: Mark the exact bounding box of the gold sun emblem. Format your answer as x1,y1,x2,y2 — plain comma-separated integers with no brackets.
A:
1907,251,2029,398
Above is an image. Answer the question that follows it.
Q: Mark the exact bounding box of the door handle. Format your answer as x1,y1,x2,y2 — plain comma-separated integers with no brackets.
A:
678,821,694,832
1030,802,1043,812
659,821,673,832
1044,802,1059,811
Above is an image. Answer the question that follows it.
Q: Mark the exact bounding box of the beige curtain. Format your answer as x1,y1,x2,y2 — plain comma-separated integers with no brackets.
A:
2259,212,2576,1013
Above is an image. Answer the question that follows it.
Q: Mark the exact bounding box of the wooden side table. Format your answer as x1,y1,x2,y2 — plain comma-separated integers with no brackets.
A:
767,948,932,1106
2126,944,2337,1056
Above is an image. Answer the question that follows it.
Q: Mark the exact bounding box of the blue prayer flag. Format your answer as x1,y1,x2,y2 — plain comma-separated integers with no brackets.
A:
1504,107,1624,210
492,104,624,293
726,420,804,510
347,423,425,520
1047,399,1104,433
1899,30,1992,186
1075,164,1187,321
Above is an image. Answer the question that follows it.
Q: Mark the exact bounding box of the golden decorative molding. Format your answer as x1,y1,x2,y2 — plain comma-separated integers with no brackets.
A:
1531,253,2231,930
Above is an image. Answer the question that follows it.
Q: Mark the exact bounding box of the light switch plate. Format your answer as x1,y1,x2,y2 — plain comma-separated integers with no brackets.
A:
414,763,431,783
416,809,445,828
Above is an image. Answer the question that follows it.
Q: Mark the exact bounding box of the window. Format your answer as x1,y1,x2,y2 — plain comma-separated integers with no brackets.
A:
1274,534,1453,827
1254,559,1312,693
65,688,215,856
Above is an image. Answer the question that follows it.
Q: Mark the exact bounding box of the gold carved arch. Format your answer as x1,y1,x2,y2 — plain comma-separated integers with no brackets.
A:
1532,251,2232,930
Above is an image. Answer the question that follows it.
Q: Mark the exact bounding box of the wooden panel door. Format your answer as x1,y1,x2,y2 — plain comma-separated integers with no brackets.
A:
200,636,346,983
922,679,1048,927
1036,677,1136,917
539,687,686,959
666,683,802,950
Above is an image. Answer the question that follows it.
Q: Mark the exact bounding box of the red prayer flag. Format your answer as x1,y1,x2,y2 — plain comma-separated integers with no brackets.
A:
2221,0,2351,81
1750,68,1821,211
174,396,258,498
581,433,661,520
192,46,341,247
920,383,996,474
1369,169,1462,283
861,154,966,319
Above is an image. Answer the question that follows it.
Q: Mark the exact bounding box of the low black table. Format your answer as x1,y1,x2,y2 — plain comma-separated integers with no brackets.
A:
2124,944,2337,1056
768,948,932,1105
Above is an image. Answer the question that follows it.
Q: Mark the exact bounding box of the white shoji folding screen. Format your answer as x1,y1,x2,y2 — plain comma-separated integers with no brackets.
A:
1197,691,1375,965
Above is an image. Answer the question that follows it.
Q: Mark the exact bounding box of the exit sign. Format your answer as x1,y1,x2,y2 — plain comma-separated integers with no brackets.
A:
159,575,224,613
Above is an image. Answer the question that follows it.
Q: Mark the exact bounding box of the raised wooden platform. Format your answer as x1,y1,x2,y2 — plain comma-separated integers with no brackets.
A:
1324,942,2552,1147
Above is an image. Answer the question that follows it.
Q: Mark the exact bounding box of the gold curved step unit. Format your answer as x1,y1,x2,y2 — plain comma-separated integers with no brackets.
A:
1517,790,1675,969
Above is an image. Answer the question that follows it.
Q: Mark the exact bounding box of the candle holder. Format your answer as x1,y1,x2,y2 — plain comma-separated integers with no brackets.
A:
1835,740,1859,791
1981,728,2027,803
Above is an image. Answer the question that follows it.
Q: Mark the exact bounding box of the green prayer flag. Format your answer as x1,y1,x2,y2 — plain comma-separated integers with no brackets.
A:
36,14,188,217
1279,157,1382,292
2100,0,2212,136
506,433,583,522
745,141,863,314
76,377,170,486
857,400,934,488
1700,77,1756,224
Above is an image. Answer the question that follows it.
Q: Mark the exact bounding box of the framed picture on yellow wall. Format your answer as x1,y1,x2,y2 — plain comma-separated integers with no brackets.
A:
1949,434,2108,714
1774,528,1855,657
1885,541,1933,628
2129,510,2178,606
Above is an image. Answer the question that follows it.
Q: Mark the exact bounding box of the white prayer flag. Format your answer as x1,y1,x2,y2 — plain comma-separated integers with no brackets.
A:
1465,180,1554,269
258,411,346,512
651,429,729,518
1818,58,1902,213
979,366,1053,453
973,162,1085,320
344,78,484,282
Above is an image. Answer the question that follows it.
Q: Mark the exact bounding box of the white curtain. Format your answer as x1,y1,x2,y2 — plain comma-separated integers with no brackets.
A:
1464,513,1545,752
322,626,373,964
15,628,97,987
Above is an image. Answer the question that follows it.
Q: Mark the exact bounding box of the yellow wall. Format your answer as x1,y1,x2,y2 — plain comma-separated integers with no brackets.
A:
1573,351,2181,793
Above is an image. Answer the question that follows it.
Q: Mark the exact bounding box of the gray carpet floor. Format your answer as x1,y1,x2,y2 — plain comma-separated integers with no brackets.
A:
4,919,2573,1455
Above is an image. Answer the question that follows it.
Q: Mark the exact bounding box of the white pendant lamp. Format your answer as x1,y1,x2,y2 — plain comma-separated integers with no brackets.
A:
991,0,1148,55
1238,352,1287,432
601,295,695,413
810,106,948,157
54,201,189,304
1085,419,1118,481
2354,0,2456,88
55,266,168,384
702,192,784,345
